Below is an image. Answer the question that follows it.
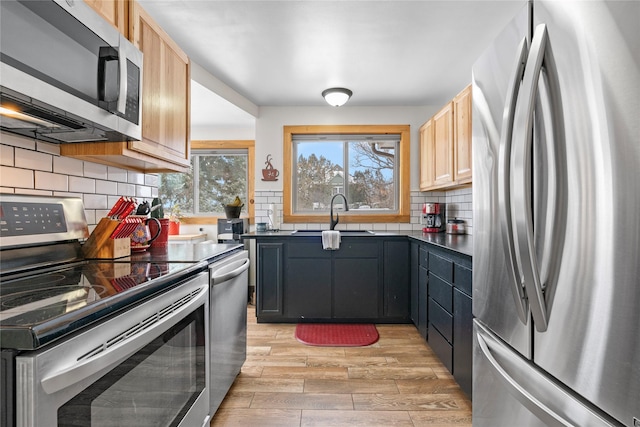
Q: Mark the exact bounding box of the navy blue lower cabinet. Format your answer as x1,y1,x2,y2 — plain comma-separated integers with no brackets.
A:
383,241,410,319
423,244,473,399
256,242,284,319
453,287,472,398
253,237,409,323
333,257,379,318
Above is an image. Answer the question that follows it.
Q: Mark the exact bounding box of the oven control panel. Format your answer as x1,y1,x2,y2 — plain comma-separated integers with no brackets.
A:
0,201,67,236
0,194,88,248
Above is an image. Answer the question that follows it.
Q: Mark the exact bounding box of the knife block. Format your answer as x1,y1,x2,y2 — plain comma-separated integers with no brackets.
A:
82,218,131,259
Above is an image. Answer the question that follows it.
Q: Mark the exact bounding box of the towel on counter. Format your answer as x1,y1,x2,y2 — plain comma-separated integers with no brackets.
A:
322,230,341,250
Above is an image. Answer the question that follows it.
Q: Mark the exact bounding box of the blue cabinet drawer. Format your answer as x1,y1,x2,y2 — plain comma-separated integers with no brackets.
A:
428,297,453,343
454,264,472,296
419,246,429,268
429,274,452,312
428,326,453,372
429,252,453,282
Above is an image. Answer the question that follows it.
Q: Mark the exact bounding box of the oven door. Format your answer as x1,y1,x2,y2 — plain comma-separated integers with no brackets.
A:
15,271,210,427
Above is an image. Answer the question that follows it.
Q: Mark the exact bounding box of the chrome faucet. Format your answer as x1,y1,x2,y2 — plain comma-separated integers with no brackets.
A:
330,194,349,230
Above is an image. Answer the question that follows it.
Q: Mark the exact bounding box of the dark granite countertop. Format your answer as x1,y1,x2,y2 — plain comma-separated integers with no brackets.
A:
241,230,472,257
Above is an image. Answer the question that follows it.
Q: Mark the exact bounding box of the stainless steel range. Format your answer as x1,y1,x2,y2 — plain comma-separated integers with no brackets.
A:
0,194,214,427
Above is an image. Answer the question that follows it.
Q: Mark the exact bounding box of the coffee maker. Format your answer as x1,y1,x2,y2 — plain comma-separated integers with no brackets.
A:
421,203,446,233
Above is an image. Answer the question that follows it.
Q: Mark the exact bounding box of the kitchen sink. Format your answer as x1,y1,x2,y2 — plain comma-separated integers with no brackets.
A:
290,230,375,236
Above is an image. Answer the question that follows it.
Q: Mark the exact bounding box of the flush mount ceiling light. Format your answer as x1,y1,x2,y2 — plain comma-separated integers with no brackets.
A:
322,87,353,107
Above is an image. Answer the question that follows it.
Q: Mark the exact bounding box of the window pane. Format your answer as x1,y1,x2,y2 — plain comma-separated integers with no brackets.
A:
348,141,396,210
293,137,398,213
159,168,194,214
295,141,343,211
197,154,247,214
158,151,248,216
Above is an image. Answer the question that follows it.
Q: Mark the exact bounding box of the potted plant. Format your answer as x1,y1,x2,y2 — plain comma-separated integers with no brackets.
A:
168,204,182,235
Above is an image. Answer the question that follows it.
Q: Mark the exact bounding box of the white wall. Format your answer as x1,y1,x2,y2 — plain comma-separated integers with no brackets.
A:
255,105,437,191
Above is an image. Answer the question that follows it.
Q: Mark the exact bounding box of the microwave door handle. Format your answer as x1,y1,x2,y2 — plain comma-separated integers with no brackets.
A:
40,283,208,395
116,34,128,115
511,24,549,332
98,46,118,111
498,36,530,324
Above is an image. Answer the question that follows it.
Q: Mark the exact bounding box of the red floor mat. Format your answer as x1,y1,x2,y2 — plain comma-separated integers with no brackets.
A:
295,323,379,347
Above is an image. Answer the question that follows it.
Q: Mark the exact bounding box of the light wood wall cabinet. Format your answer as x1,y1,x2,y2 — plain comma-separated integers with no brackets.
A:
84,0,128,36
453,85,472,184
419,84,473,191
62,1,191,173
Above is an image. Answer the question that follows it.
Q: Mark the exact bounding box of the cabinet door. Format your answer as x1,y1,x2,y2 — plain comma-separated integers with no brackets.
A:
285,258,331,319
334,258,379,319
410,243,419,325
433,102,454,186
418,265,428,339
453,85,472,184
383,241,409,319
84,0,128,35
419,119,435,190
256,243,284,318
129,3,190,168
453,288,473,398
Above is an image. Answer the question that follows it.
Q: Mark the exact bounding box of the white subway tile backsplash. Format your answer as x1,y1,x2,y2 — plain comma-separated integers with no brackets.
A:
2,166,35,188
1,145,14,166
96,180,118,195
107,167,128,183
1,136,159,228
16,148,52,172
34,171,67,191
54,156,84,176
84,162,108,180
69,176,96,193
145,174,159,187
83,194,108,210
1,132,35,150
136,185,152,198
36,142,60,156
128,172,144,185
117,183,136,196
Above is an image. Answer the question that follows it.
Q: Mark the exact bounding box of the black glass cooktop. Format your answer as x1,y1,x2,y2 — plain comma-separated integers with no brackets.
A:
0,260,205,350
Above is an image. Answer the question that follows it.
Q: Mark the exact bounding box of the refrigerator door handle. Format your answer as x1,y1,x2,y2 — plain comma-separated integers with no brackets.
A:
498,36,530,324
476,326,572,427
475,321,618,427
511,24,549,332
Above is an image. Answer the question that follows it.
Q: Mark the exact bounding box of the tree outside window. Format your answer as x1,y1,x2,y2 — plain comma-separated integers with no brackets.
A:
159,150,248,216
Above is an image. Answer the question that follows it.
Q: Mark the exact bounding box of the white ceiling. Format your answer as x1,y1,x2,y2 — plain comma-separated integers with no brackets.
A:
138,0,525,126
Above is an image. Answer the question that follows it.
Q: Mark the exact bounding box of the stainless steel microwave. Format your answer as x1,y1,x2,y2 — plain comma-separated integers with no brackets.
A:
0,0,143,143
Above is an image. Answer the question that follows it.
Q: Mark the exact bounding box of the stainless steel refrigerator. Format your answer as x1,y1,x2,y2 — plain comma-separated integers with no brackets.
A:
472,1,639,426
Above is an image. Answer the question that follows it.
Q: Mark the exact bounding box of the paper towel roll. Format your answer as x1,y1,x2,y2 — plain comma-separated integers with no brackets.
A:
268,203,280,230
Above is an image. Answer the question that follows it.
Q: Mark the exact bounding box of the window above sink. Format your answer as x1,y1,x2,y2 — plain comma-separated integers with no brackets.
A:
283,125,411,225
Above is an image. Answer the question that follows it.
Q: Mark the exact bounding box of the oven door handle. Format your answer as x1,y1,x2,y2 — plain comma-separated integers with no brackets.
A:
40,282,208,395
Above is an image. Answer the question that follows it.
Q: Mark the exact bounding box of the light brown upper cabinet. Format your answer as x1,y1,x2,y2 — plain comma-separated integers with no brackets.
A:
419,84,472,191
62,1,191,173
453,85,472,184
419,119,435,190
84,0,128,36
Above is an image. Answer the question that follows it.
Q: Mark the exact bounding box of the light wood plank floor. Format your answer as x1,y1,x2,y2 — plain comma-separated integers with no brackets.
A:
211,305,472,427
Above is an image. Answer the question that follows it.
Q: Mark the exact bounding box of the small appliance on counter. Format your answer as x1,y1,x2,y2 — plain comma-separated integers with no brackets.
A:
421,203,446,233
446,218,466,235
218,218,249,243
